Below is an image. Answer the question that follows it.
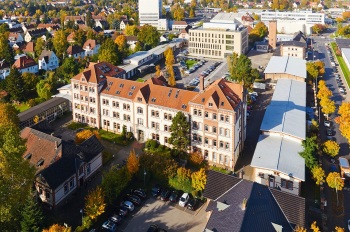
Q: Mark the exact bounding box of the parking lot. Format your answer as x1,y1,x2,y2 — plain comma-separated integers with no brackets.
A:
120,198,207,232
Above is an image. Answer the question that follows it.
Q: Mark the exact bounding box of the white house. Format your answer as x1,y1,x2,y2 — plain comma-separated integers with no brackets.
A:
24,28,47,42
67,45,85,59
83,39,100,57
120,20,128,30
172,21,188,31
38,50,59,71
8,32,23,46
0,60,10,79
13,56,38,74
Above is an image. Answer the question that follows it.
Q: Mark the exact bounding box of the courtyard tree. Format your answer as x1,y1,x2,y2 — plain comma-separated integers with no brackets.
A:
126,149,139,176
168,112,190,153
22,72,40,92
43,224,72,232
191,168,207,193
98,38,121,65
155,65,161,77
326,172,344,190
323,140,340,157
124,25,139,36
311,221,320,232
75,130,101,144
36,80,52,100
102,166,131,204
311,166,325,185
84,187,106,220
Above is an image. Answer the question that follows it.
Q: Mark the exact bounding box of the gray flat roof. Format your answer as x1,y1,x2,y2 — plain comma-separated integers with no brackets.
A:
261,79,306,140
264,56,306,79
342,48,350,63
251,134,305,181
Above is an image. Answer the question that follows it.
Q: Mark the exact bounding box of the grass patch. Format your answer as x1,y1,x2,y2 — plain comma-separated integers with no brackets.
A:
67,122,90,130
186,59,196,68
330,42,350,87
15,103,30,112
209,166,232,175
98,129,133,146
136,78,145,82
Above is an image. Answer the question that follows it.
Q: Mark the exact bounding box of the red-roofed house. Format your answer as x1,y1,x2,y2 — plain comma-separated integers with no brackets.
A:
13,56,38,74
172,21,188,31
83,39,100,56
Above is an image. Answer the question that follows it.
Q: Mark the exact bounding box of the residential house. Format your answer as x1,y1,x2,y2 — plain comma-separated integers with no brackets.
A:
241,13,255,27
71,62,246,170
37,24,60,33
83,39,100,56
22,24,36,34
204,170,306,232
279,41,306,59
250,79,306,196
67,45,85,59
22,41,35,57
24,28,48,42
0,59,10,79
12,41,26,51
38,50,59,71
21,127,104,207
64,16,85,25
67,32,75,44
120,20,128,30
172,21,188,31
13,55,38,74
125,36,138,50
264,56,306,82
293,2,300,8
8,32,23,46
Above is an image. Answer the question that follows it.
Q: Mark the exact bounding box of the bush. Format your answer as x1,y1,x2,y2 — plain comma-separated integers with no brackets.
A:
145,139,159,151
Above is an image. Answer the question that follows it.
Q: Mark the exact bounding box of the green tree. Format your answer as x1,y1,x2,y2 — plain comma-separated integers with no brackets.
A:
0,33,14,63
228,53,258,89
52,30,68,59
20,193,44,232
73,29,87,47
56,57,80,83
85,11,95,28
36,80,52,100
124,25,139,36
22,72,40,91
169,112,190,153
6,68,26,101
98,38,121,65
299,136,318,169
34,38,45,58
137,25,160,49
102,166,131,204
306,62,319,80
169,167,193,193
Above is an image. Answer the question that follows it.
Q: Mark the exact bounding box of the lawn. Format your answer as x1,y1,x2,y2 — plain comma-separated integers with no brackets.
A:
330,42,350,88
136,78,145,82
15,103,30,112
186,59,196,68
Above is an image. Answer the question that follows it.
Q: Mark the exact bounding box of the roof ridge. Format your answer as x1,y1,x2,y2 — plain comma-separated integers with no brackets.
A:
214,178,243,201
268,188,294,230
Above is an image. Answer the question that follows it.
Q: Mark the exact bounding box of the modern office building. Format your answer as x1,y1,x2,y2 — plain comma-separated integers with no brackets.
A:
139,0,165,29
71,62,247,170
188,13,248,58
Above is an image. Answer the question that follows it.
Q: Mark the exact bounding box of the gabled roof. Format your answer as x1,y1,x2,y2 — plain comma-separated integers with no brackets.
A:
13,56,37,69
190,79,243,111
67,45,84,55
38,50,55,62
173,21,188,26
204,171,305,232
23,42,35,53
264,56,306,79
125,36,138,42
37,23,60,30
67,32,75,42
83,39,98,49
8,32,21,40
27,28,47,37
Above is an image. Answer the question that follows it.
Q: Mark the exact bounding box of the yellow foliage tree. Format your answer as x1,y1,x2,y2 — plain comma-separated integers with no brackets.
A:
191,168,207,192
326,172,344,191
323,140,340,157
320,97,336,116
311,221,320,232
317,87,332,100
177,167,191,181
126,149,139,176
189,152,204,166
75,130,101,144
318,80,327,90
33,115,40,124
124,25,139,36
311,166,325,185
84,187,106,220
155,65,161,77
294,225,307,232
314,60,325,76
42,224,72,232
335,226,345,232
114,35,127,51
335,102,350,143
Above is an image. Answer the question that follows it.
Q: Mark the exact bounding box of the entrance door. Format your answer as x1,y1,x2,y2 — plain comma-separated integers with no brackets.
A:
268,176,275,188
138,130,144,141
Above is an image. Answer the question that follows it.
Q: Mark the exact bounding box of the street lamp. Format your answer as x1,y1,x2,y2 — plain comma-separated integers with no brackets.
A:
80,209,83,226
144,168,147,186
334,176,345,206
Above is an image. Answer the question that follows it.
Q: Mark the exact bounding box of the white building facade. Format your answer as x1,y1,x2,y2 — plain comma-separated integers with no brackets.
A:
139,0,162,28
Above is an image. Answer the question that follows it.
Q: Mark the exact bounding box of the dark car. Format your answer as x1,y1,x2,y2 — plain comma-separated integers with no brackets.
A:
187,198,199,211
133,188,147,199
169,190,180,203
326,128,333,136
126,194,142,205
110,214,122,225
147,224,159,232
117,206,129,217
160,189,171,201
152,184,162,197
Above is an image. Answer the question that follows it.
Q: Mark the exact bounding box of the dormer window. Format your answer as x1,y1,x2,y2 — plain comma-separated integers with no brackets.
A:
209,103,213,107
36,159,44,167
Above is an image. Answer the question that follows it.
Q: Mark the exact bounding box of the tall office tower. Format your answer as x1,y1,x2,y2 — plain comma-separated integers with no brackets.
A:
139,0,162,28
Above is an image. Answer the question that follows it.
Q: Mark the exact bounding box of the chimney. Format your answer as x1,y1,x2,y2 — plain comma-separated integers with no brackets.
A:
268,20,277,50
241,198,247,210
199,75,204,91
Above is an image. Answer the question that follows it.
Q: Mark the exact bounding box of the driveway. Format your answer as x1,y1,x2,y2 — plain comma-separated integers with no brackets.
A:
121,198,207,232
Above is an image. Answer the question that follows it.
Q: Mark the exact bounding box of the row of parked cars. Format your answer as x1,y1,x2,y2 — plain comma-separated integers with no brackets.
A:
102,189,147,232
327,46,346,95
183,60,207,74
151,184,199,211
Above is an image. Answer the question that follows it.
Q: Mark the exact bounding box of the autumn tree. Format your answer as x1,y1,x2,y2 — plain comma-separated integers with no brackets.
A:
320,97,336,116
306,62,319,80
137,25,160,49
126,149,139,176
165,47,176,86
124,25,139,36
85,187,106,220
335,226,345,232
294,225,307,232
317,86,332,100
98,38,121,65
20,193,44,232
311,221,320,232
34,37,46,58
169,112,190,153
36,80,52,100
52,30,68,59
22,72,40,92
191,168,207,193
155,65,161,77
73,29,87,47
312,24,326,34
169,167,193,193
311,166,325,185
335,102,350,143
314,60,325,77
115,35,128,53
323,140,340,157
172,4,185,21
75,130,101,144
43,224,72,232
326,172,344,190
250,22,268,40
189,151,204,167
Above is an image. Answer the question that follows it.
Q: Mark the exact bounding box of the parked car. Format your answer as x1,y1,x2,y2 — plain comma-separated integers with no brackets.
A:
339,87,346,94
117,206,129,217
152,184,162,197
249,92,258,97
179,193,189,207
110,214,122,225
169,190,180,203
126,194,141,205
133,188,147,199
147,224,159,232
187,198,199,211
160,188,171,201
326,128,333,136
120,201,134,212
102,220,117,232
324,120,331,127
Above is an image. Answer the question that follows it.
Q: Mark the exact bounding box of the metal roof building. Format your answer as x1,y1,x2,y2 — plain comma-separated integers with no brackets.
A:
264,56,307,80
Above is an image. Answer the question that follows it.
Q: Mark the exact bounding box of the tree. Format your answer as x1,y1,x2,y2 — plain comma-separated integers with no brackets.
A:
294,226,307,232
312,24,326,34
172,4,185,21
52,30,68,59
114,35,128,57
85,11,95,28
138,25,160,49
0,33,14,63
311,221,320,232
75,130,101,144
98,38,121,65
306,62,319,80
102,166,131,204
314,60,325,76
335,227,345,232
169,167,193,193
335,102,350,143
299,136,318,169
73,29,87,47
320,97,336,116
168,69,176,87
326,172,344,190
21,193,44,232
191,168,207,192
311,166,325,185
85,187,106,220
228,53,257,89
34,38,45,58
36,80,52,100
317,86,332,100
43,224,72,232
271,0,279,9
250,22,268,39
168,112,190,153
56,57,80,83
189,8,195,18
155,65,161,77
126,149,139,176
165,47,176,86
6,68,26,101
343,12,350,19
323,140,340,157
22,72,40,91
124,25,139,36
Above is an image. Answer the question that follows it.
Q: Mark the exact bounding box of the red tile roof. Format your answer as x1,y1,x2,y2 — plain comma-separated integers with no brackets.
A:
83,39,97,49
13,56,37,69
23,42,35,53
